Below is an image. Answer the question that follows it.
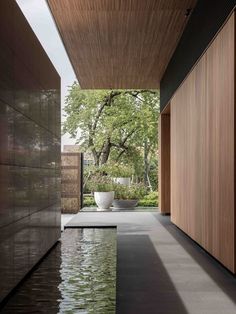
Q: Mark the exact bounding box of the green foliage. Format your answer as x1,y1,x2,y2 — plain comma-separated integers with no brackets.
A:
100,163,134,178
86,174,114,192
148,157,158,191
138,192,158,207
83,196,96,207
143,191,158,200
63,85,160,190
114,183,147,200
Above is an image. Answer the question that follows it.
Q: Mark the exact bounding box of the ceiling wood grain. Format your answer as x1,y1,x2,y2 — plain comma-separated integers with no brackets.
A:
47,0,197,89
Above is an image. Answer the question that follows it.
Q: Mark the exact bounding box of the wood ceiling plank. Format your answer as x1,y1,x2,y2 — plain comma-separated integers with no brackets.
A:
47,0,197,88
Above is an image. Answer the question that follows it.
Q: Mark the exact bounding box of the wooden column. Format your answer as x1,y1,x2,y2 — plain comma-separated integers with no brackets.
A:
159,112,171,214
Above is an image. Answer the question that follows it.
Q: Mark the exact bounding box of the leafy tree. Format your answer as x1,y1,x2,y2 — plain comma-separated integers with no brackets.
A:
63,83,159,188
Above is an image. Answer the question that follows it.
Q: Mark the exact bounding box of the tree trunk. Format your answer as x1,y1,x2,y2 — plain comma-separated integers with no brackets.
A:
144,139,148,186
92,150,99,166
100,140,111,165
147,172,153,192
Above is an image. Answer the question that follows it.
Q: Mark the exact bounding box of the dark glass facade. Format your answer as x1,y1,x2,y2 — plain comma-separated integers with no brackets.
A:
0,1,61,302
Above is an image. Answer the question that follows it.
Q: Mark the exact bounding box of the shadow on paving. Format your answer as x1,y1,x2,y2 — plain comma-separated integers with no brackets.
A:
116,234,188,314
155,214,236,305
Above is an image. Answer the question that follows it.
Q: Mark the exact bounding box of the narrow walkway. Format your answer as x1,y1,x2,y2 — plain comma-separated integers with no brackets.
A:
67,211,236,314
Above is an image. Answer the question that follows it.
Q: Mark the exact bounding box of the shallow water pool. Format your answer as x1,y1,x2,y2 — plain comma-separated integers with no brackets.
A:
1,228,117,314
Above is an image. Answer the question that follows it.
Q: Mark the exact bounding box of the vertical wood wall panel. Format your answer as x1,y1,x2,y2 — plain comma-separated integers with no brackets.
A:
159,114,170,214
171,14,235,272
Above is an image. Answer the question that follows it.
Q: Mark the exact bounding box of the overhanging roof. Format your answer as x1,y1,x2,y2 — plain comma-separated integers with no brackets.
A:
47,0,197,89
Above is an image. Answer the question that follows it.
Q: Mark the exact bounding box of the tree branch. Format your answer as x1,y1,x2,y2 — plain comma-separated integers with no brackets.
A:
91,91,122,133
116,149,126,161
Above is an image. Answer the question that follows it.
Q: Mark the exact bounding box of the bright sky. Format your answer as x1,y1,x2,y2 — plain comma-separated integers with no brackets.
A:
16,0,77,148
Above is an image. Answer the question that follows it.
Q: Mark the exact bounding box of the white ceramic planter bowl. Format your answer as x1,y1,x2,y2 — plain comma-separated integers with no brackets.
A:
94,191,115,211
113,177,131,186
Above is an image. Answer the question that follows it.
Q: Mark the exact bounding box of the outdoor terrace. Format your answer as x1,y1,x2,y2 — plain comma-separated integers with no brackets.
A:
1,210,236,313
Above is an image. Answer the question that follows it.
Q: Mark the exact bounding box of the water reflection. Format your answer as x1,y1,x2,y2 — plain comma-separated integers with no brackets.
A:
1,228,116,314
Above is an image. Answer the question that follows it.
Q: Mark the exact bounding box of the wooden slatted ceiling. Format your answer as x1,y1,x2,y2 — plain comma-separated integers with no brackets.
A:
47,0,197,89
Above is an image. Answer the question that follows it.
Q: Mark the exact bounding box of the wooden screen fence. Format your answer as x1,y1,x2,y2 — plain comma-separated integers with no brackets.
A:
61,152,82,213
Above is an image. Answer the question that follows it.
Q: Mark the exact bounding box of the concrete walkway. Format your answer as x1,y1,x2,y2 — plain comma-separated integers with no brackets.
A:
66,211,236,314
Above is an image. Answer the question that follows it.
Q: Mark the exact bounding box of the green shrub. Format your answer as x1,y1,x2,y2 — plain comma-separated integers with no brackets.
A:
138,191,158,207
144,191,158,200
83,196,96,207
114,183,147,200
86,173,115,192
83,191,158,207
138,199,157,207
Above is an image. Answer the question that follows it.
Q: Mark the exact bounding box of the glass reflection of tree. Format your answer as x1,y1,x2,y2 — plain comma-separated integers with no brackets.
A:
14,88,60,169
14,107,40,166
0,105,14,162
41,89,60,169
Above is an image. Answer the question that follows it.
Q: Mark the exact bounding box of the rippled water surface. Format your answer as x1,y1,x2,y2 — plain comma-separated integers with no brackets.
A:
2,228,116,313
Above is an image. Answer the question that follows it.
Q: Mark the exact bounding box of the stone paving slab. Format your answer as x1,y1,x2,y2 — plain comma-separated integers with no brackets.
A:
66,211,236,314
